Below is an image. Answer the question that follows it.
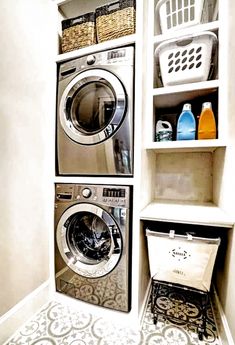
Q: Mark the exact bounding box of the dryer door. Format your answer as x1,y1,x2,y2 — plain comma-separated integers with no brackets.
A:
56,203,122,278
59,69,126,145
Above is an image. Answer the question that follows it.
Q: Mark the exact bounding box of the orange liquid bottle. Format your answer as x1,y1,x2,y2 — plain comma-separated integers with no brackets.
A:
198,102,216,140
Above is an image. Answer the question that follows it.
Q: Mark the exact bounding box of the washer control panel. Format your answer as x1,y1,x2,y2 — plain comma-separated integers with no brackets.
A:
55,184,130,208
59,46,134,81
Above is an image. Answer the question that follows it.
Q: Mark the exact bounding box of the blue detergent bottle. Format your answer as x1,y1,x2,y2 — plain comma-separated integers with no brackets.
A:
176,103,196,140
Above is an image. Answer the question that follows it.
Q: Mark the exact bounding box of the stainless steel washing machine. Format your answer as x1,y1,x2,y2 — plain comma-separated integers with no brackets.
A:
56,46,134,176
54,183,132,312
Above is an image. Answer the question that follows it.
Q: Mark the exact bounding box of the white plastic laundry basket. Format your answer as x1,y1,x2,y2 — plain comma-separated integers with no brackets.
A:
146,229,220,292
155,0,209,34
155,31,217,87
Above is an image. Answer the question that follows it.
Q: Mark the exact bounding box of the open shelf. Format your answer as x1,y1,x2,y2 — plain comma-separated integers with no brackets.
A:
140,200,234,228
153,81,218,108
53,0,73,5
145,139,226,153
153,20,219,44
56,34,136,62
54,176,135,186
153,80,219,98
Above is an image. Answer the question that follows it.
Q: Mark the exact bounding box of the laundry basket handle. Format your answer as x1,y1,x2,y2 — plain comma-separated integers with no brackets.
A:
155,0,169,33
175,38,193,47
155,0,171,15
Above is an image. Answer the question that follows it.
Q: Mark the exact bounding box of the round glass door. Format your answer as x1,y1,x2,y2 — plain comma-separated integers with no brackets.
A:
59,69,126,145
57,203,122,278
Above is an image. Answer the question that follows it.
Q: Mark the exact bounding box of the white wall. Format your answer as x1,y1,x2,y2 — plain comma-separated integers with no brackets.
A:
212,0,235,341
0,0,56,317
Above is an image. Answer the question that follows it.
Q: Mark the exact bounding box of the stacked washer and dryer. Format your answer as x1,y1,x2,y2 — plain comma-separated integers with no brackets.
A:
54,46,134,312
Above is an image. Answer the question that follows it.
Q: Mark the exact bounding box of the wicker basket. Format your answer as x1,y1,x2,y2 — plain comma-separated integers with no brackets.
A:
95,0,136,43
61,12,96,53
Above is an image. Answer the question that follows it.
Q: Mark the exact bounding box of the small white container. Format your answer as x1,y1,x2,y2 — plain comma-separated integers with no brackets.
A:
155,0,209,34
156,120,173,141
154,31,217,87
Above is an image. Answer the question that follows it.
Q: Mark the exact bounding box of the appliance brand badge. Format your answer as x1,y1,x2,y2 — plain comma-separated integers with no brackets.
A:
169,247,191,261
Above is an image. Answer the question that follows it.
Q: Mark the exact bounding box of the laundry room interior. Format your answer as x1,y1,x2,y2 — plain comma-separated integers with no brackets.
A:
1,0,235,344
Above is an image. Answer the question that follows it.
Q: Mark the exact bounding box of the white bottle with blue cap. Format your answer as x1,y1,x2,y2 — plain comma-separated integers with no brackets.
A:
176,103,196,141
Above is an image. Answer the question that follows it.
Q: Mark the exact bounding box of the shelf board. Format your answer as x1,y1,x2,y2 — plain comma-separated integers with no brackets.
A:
56,34,136,62
52,0,73,5
153,80,219,97
54,176,135,186
154,21,219,45
140,200,234,228
145,139,226,153
153,80,219,108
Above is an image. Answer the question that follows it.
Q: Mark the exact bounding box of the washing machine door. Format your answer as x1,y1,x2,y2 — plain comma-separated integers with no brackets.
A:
59,69,126,145
56,203,123,278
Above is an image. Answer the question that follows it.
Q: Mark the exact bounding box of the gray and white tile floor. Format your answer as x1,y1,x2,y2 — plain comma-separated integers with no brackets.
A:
5,293,221,345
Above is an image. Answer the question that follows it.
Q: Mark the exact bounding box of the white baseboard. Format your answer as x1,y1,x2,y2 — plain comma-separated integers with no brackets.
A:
138,279,152,329
0,280,51,344
212,287,235,345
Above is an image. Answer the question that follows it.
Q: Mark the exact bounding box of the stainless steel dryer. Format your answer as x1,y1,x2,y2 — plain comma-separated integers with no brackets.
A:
54,183,131,312
56,46,134,176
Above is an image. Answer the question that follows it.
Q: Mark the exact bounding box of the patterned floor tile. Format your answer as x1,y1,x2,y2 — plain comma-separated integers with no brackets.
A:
5,291,220,345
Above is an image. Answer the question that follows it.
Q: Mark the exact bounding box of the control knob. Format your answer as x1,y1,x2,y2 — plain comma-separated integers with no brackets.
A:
82,187,92,198
86,55,96,65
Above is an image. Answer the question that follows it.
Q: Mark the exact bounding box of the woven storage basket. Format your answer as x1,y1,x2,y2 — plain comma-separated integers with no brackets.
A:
95,0,136,43
61,12,96,53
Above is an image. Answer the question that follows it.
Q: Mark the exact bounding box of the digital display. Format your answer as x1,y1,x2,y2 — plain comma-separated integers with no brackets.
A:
57,193,72,200
108,50,126,60
103,188,125,198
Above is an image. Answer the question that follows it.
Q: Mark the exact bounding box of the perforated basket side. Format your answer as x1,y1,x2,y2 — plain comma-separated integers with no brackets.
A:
155,32,217,86
156,0,208,33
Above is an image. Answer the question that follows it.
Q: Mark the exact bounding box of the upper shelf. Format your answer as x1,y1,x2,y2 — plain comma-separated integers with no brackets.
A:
140,200,234,228
154,21,219,45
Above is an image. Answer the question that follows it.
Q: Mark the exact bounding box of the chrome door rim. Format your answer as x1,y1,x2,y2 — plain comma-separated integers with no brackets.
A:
59,69,126,145
56,203,122,278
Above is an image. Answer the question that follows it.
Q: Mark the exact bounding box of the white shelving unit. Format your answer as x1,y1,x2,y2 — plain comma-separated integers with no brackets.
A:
140,0,234,227
51,0,235,329
50,0,235,338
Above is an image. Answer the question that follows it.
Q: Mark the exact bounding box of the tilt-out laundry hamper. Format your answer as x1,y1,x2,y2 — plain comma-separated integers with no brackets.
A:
146,229,220,340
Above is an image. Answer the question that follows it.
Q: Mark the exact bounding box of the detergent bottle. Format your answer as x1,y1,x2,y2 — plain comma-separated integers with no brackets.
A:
198,102,216,139
176,103,196,140
156,120,173,141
